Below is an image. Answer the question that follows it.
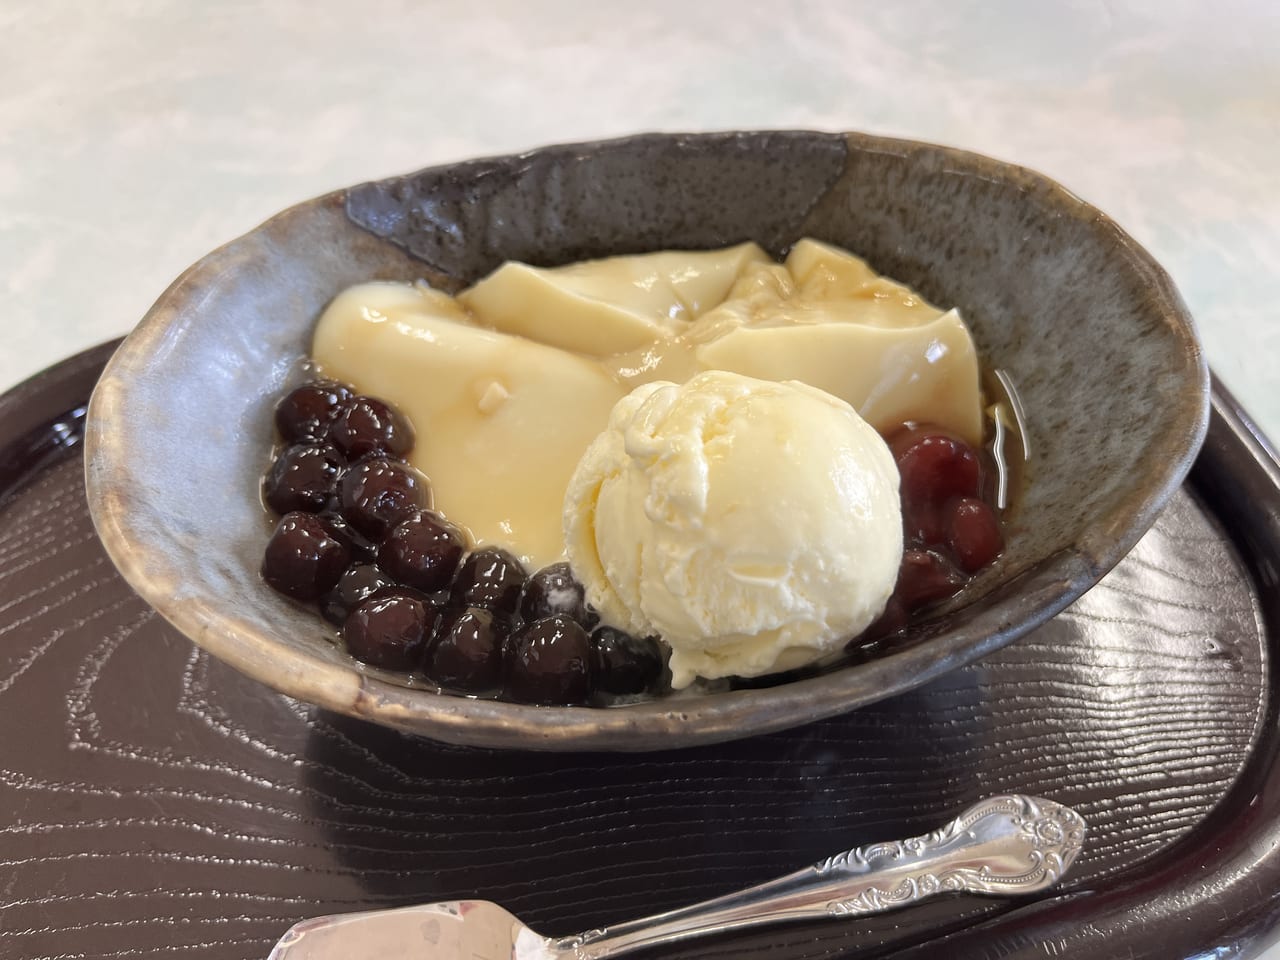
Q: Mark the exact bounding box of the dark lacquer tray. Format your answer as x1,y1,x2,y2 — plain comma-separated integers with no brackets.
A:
3,341,1279,960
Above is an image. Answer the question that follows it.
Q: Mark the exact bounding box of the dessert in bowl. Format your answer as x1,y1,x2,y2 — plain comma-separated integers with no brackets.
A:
84,131,1209,750
264,237,1005,704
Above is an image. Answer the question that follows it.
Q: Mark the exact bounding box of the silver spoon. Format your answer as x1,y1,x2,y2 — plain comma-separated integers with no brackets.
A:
268,793,1084,960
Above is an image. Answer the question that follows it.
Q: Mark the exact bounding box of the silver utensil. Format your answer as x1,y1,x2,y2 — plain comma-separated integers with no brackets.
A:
268,793,1085,960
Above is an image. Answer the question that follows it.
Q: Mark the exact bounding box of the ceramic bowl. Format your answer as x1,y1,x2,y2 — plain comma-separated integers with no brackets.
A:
84,132,1209,751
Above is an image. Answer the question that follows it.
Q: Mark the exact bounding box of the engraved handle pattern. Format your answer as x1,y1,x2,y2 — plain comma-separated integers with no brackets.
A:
549,794,1086,959
817,795,1086,916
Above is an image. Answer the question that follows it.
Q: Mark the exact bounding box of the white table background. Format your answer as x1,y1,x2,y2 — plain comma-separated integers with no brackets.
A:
4,1,1279,954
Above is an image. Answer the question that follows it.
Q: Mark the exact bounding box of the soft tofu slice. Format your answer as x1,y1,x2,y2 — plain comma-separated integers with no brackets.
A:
694,309,983,444
687,240,983,440
785,238,946,328
312,282,626,568
457,242,770,356
786,238,881,290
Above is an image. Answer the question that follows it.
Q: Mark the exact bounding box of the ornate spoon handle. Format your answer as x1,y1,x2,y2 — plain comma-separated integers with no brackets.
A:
542,794,1086,960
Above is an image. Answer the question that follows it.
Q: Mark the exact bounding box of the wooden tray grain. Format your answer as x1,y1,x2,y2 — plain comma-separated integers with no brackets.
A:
1,342,1277,960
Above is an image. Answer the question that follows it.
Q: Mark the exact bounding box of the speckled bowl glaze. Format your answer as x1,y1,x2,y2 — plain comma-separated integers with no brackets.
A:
85,132,1209,751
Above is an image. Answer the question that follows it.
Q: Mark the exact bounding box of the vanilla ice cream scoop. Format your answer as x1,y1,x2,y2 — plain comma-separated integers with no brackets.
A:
564,370,904,688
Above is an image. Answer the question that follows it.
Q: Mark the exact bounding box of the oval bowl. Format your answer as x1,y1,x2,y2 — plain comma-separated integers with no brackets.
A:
84,131,1209,751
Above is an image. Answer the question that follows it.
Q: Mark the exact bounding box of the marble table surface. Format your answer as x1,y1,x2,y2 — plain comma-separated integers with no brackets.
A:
5,1,1278,442
3,0,1279,953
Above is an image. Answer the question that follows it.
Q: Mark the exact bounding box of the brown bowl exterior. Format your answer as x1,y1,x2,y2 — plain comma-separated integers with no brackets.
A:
84,132,1209,750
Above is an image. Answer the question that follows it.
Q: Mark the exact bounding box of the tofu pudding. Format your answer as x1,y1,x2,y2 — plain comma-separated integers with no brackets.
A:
311,239,981,570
